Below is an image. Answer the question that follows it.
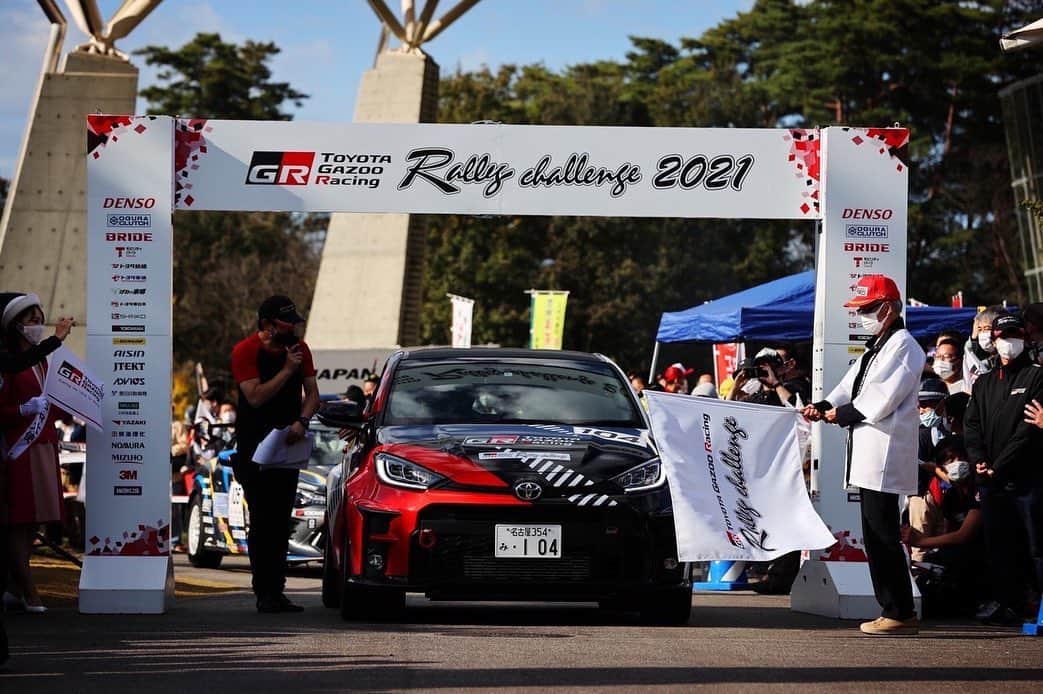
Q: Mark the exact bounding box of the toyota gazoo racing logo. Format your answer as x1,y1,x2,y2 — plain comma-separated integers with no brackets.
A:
513,480,543,501
245,151,315,185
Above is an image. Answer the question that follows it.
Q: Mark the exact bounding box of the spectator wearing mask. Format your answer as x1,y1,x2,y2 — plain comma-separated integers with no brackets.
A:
902,439,986,615
691,382,718,398
627,373,646,395
963,306,1007,391
802,275,925,636
933,337,965,394
908,378,951,559
965,313,1043,626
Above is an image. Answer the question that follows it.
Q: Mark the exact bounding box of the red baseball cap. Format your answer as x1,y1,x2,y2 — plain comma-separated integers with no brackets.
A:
844,275,901,308
663,364,694,383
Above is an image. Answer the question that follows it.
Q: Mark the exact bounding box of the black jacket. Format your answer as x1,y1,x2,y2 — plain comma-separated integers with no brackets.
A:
964,351,1043,487
0,336,62,374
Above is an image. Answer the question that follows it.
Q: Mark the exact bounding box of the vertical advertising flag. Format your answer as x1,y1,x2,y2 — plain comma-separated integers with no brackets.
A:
529,290,569,350
712,343,745,388
644,392,834,561
448,294,475,348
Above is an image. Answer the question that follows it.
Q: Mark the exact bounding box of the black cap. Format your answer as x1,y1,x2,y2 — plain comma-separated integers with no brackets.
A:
918,378,948,402
991,313,1024,336
258,295,304,324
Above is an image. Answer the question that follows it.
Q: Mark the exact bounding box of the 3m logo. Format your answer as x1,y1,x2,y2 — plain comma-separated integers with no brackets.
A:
245,151,315,185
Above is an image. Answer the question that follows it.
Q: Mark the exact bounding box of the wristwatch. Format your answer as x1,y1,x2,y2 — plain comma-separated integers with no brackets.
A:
297,416,310,428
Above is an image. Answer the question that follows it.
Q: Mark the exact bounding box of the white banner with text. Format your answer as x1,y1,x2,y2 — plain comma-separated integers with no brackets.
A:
644,392,834,562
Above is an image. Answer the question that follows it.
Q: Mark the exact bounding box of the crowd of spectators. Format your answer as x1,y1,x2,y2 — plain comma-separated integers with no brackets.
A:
632,303,1043,624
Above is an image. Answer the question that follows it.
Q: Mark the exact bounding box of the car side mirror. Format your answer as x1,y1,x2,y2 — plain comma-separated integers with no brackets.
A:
317,401,364,429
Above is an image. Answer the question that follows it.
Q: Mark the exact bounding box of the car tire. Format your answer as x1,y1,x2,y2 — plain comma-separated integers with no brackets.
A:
186,494,223,569
638,587,692,626
321,525,340,608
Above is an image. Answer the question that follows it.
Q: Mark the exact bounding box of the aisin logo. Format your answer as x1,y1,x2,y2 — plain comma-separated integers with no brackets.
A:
245,151,315,185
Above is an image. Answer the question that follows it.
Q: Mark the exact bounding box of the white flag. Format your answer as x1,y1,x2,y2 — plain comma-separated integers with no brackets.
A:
449,294,474,348
644,392,833,561
43,345,104,431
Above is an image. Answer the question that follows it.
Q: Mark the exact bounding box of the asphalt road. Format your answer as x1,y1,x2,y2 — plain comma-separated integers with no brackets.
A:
3,555,1041,693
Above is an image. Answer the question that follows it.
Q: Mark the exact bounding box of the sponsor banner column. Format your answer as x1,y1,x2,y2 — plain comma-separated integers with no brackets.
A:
81,115,174,613
812,127,908,551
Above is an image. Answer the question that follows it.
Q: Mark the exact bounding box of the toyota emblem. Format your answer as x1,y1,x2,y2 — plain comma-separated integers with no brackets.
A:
514,480,543,501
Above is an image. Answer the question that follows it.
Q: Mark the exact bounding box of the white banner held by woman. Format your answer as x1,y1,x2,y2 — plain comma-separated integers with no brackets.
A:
644,392,834,562
43,345,104,431
448,294,474,348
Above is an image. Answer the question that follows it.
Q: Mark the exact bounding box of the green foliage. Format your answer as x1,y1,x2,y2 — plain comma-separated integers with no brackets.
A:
422,0,1040,372
135,33,316,383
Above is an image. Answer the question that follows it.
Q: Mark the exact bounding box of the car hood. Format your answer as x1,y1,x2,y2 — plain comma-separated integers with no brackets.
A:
375,423,655,493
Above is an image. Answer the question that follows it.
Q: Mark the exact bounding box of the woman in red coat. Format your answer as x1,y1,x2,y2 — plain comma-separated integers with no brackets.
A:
0,293,66,612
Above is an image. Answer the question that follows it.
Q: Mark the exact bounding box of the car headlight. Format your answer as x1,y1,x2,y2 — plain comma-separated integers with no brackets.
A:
612,458,664,492
375,452,445,491
295,483,326,507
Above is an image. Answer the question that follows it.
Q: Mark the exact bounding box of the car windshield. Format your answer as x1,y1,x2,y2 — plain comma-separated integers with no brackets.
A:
385,359,643,427
309,426,343,468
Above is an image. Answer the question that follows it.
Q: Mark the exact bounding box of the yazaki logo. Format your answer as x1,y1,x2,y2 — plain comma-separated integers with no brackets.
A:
841,208,893,220
245,151,315,185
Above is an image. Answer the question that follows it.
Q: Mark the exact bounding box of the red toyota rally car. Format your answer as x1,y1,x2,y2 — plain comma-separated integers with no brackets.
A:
319,348,691,624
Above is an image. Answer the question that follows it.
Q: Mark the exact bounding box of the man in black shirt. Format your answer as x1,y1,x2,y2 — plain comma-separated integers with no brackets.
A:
231,295,320,613
965,314,1043,626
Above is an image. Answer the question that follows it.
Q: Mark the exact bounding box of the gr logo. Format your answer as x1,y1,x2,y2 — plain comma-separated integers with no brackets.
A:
245,151,315,185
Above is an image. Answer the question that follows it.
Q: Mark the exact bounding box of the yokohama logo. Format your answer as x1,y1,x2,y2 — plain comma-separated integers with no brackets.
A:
245,151,315,185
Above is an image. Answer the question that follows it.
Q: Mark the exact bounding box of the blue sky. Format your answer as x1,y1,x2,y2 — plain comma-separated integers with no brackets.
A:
0,0,753,178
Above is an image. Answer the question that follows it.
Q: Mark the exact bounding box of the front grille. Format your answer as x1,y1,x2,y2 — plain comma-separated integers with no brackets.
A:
463,556,592,582
409,505,640,586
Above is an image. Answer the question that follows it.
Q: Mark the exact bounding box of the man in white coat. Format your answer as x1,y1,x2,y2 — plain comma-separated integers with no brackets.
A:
802,274,925,636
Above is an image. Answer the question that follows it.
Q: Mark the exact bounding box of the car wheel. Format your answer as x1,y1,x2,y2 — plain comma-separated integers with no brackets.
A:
321,524,340,608
186,494,223,569
638,587,692,626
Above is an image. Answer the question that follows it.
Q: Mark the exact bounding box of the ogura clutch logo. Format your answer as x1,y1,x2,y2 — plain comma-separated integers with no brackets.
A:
245,151,315,185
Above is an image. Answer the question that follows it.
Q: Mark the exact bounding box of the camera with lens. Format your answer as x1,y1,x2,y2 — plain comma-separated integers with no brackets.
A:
736,358,759,379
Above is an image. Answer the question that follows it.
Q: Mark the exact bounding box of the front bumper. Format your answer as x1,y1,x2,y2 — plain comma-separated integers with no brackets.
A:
351,499,686,601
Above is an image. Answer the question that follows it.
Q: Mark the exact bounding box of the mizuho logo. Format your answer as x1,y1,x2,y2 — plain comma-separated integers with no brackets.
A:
845,224,888,239
514,480,543,501
245,151,315,185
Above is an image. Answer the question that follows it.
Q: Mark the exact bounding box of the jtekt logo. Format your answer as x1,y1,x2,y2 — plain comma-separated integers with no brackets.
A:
245,151,315,185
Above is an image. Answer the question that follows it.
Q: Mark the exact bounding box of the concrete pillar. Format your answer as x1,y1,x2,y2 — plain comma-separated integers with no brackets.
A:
0,52,138,356
305,51,438,350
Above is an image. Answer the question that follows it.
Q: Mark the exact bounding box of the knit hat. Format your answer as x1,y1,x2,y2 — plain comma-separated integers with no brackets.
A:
918,378,948,403
0,292,42,330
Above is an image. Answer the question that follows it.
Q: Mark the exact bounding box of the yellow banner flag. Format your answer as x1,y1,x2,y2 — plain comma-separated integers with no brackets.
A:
529,291,569,349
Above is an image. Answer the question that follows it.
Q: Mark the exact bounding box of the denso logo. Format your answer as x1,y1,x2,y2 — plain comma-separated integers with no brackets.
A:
245,151,315,185
841,208,893,220
103,197,156,209
844,242,890,253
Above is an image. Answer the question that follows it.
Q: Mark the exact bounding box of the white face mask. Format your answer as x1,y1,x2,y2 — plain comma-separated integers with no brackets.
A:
933,359,955,379
220,412,236,424
995,337,1024,361
740,378,762,395
19,324,45,345
977,331,995,353
859,306,886,336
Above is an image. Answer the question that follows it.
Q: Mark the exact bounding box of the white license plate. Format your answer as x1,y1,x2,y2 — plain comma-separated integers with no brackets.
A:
494,524,562,558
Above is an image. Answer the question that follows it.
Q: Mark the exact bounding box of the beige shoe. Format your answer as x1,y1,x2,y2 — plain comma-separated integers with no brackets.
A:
859,616,919,635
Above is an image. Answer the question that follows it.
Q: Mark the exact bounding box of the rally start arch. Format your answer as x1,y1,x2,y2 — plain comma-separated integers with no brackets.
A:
82,116,909,616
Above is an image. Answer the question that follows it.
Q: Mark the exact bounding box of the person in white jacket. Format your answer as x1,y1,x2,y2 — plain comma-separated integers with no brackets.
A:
802,274,925,636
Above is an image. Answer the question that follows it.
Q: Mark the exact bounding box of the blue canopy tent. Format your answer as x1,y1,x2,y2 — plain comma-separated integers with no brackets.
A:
651,271,981,378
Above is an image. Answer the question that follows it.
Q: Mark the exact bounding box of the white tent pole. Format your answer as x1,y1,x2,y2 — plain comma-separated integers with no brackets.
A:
648,341,661,384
